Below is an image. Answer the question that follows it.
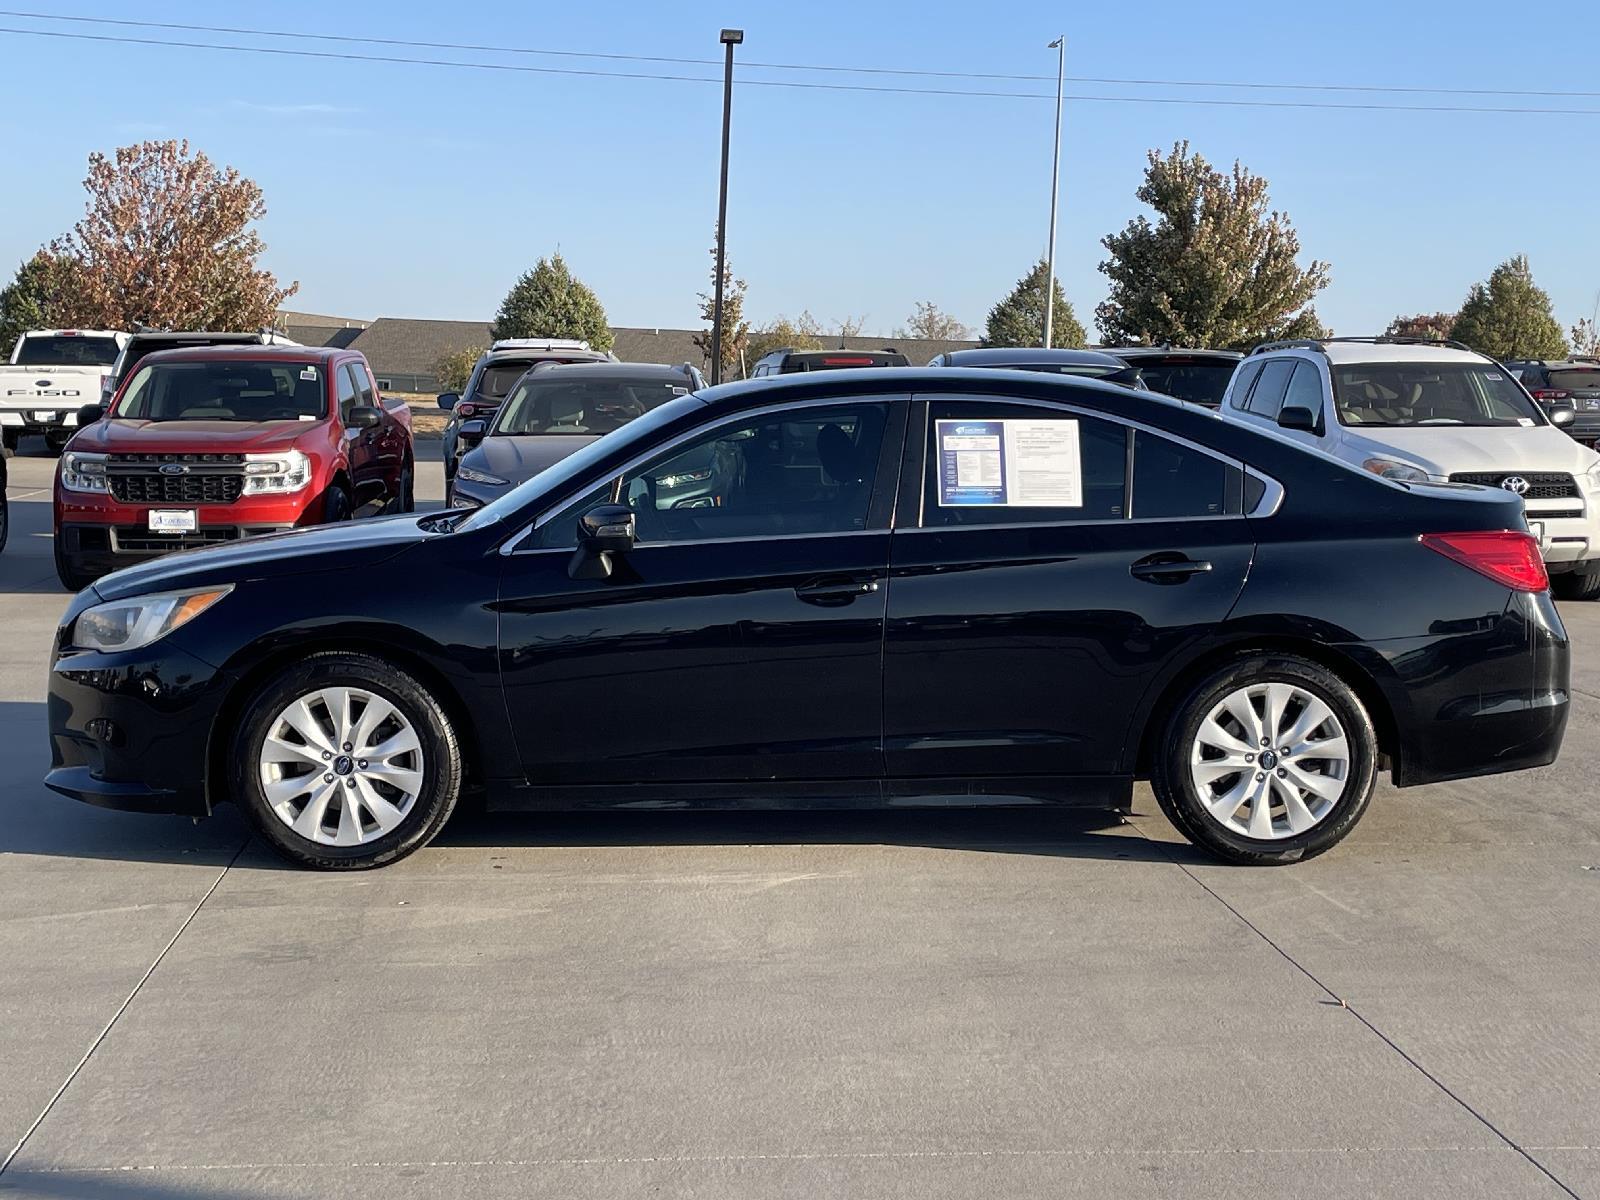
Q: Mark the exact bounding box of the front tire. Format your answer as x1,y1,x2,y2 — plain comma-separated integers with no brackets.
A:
1553,569,1600,601
232,653,462,869
1151,655,1378,865
54,537,95,592
321,486,351,523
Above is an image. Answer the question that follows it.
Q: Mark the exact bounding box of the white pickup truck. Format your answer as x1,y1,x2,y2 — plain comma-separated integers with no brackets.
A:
0,329,128,452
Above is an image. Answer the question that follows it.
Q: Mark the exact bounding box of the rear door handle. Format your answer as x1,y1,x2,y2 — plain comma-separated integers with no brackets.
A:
796,577,881,606
1130,555,1213,584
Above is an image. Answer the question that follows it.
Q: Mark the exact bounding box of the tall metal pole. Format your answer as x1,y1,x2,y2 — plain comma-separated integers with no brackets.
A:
1042,36,1064,349
711,29,743,385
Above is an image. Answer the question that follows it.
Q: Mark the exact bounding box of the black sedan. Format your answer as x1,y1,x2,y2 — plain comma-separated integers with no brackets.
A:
46,369,1569,869
448,362,703,510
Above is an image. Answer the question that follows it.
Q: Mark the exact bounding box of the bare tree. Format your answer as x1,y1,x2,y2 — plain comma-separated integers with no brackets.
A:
895,301,972,341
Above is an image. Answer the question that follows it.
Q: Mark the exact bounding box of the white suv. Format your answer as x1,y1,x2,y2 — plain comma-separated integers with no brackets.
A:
1219,337,1600,600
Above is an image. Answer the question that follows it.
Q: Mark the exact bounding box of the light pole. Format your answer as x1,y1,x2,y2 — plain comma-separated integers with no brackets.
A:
1042,35,1064,349
711,27,743,385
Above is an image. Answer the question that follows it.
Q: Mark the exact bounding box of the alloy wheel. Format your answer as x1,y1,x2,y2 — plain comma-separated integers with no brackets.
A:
1188,682,1350,840
258,686,425,846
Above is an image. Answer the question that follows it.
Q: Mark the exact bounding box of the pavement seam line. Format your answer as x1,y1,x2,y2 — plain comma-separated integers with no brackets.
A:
0,838,249,1179
1131,824,1582,1200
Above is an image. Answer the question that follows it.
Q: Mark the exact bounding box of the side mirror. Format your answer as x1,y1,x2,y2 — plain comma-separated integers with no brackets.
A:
347,405,383,430
577,503,636,553
437,392,459,411
1550,407,1576,429
458,418,487,448
1277,405,1319,433
76,403,105,427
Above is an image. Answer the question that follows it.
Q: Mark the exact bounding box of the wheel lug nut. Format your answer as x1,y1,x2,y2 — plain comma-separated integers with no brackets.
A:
1260,738,1269,747
1279,748,1290,756
322,751,332,761
358,759,368,769
1276,768,1287,779
342,742,352,752
323,773,333,783
1244,753,1254,763
1255,773,1266,781
345,778,355,788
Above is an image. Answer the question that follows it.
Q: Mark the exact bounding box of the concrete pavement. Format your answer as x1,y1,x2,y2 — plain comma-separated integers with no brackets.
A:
1,439,1595,1199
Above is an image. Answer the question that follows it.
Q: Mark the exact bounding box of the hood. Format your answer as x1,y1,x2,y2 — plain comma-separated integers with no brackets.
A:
466,434,600,484
71,419,313,454
91,513,430,602
1342,424,1600,477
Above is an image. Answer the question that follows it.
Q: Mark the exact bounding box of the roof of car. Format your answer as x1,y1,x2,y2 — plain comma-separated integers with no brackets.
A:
514,361,696,383
130,344,349,365
1104,346,1242,362
1251,338,1490,366
481,345,612,364
937,347,1132,368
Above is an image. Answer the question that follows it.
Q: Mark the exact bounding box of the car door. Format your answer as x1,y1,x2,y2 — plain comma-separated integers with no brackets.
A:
882,395,1256,784
337,361,384,510
497,395,908,787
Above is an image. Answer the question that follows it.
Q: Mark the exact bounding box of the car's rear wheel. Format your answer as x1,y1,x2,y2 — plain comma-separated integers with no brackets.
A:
1152,655,1377,864
45,430,70,454
0,494,8,555
1553,569,1600,601
397,461,415,513
232,653,462,869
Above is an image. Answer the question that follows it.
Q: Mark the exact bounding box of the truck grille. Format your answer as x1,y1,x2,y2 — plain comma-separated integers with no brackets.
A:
107,453,246,504
1447,471,1579,500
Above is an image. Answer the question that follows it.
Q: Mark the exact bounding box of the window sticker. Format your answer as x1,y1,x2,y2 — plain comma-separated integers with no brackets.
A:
935,418,1083,507
299,367,319,381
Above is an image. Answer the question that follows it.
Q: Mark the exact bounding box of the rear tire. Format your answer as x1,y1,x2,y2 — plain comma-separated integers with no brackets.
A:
231,652,462,870
44,430,70,455
0,495,8,555
1553,569,1600,601
2,429,18,454
397,462,415,513
1151,655,1378,865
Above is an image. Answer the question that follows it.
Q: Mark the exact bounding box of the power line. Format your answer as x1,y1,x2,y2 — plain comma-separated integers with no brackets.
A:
5,8,1600,99
2,25,1599,116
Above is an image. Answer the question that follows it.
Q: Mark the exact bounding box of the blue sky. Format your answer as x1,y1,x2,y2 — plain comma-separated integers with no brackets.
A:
1,1,1596,340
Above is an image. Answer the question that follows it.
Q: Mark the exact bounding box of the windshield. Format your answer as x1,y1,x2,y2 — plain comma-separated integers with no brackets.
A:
456,394,707,533
1333,363,1543,427
1132,360,1237,406
15,335,120,367
114,361,326,422
1549,368,1600,391
495,377,688,436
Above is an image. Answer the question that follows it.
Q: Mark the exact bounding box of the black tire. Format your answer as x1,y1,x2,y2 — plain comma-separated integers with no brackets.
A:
0,496,8,556
1552,569,1600,601
322,486,351,523
231,652,462,870
44,430,70,455
397,462,415,513
54,537,95,592
1151,654,1378,865
2,429,18,454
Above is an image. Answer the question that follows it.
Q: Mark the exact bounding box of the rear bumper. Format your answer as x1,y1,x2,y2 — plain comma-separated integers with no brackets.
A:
0,408,78,433
1359,591,1570,787
46,639,232,816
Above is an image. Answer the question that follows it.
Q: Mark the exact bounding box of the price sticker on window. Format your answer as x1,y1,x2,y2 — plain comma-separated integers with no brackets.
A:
935,419,1083,507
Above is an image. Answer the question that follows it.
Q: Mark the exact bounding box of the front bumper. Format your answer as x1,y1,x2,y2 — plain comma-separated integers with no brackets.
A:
58,522,295,580
46,635,234,816
1524,507,1599,573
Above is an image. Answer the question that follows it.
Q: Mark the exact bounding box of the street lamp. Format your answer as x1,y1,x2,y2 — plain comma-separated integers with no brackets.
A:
711,27,743,385
1043,35,1064,349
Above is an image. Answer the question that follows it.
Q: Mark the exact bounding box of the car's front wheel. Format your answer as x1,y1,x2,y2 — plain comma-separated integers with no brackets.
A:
1151,655,1378,864
232,653,462,869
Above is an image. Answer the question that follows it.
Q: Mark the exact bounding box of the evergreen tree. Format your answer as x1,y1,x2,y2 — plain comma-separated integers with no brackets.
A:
984,261,1086,348
491,252,614,351
1450,256,1568,361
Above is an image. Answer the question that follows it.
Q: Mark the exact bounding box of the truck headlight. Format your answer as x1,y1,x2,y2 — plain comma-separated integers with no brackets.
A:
61,451,110,493
71,586,233,653
1362,457,1429,483
242,450,311,494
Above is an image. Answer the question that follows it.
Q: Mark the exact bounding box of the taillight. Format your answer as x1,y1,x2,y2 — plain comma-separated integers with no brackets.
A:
1421,531,1548,592
1530,389,1570,402
457,403,476,418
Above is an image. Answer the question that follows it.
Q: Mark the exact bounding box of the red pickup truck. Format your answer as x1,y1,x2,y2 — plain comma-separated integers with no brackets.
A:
54,345,414,590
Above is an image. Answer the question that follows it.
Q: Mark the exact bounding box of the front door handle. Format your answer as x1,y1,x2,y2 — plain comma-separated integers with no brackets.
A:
796,577,881,606
1130,555,1213,584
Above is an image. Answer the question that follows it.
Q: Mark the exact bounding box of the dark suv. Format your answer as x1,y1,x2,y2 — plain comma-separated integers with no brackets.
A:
748,348,909,377
1507,360,1600,447
1105,347,1243,408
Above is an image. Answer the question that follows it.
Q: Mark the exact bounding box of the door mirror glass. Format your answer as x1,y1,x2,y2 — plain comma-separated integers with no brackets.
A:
348,405,383,430
1549,406,1575,428
1277,405,1319,433
458,418,487,447
76,403,105,427
437,392,459,411
578,504,636,553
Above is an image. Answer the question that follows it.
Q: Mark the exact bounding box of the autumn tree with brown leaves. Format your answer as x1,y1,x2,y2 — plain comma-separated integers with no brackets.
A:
50,140,297,331
1384,312,1457,342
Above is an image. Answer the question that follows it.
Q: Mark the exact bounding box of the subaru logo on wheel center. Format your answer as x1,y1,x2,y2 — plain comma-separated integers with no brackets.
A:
1501,476,1530,495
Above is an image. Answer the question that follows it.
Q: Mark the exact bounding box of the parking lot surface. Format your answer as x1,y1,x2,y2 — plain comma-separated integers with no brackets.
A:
2,442,1597,1199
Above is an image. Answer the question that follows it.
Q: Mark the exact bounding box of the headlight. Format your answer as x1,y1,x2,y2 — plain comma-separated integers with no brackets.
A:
61,451,110,493
1362,457,1429,483
456,465,509,486
241,450,311,494
449,492,481,509
71,586,233,653
657,468,712,488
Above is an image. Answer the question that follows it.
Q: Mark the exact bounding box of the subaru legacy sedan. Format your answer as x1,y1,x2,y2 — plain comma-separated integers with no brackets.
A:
46,369,1568,869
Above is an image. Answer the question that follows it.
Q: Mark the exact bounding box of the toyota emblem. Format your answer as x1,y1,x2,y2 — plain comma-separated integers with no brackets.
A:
1501,476,1531,496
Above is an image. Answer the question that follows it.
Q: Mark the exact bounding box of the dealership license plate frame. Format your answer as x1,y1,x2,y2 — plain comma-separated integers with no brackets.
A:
148,510,198,535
